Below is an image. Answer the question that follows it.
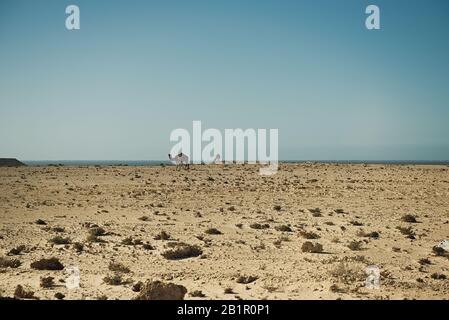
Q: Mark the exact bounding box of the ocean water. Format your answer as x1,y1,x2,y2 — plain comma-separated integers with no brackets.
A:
22,160,449,167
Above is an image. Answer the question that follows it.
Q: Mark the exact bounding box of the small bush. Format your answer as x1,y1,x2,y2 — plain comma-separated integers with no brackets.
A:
161,243,202,260
30,258,64,270
73,242,84,252
87,234,106,243
134,280,187,300
275,225,292,232
224,288,234,294
299,230,320,239
7,245,26,256
397,226,415,238
132,281,143,292
273,205,282,211
89,227,107,237
205,228,222,235
357,231,380,239
402,214,418,223
301,241,323,253
431,273,447,280
249,223,270,230
190,290,206,298
35,219,47,225
51,227,65,233
236,275,258,284
348,241,364,251
49,236,71,245
121,237,134,245
432,246,447,257
103,274,131,286
14,285,36,299
0,257,21,268
54,292,65,300
418,258,431,265
154,231,171,240
121,237,142,246
108,262,130,273
40,276,55,288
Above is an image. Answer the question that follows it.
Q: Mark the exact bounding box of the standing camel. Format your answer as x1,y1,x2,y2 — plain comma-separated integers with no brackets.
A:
168,153,190,170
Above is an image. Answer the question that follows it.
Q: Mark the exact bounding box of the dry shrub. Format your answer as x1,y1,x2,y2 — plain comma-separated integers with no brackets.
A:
348,241,364,251
301,241,323,253
30,258,64,270
49,236,71,245
103,274,131,286
162,243,202,260
275,225,292,232
205,228,222,235
108,262,130,273
132,281,143,292
401,214,418,223
54,292,65,300
51,227,65,233
154,231,171,240
431,273,447,280
190,290,206,297
397,226,415,238
40,276,55,288
7,245,26,256
249,223,270,230
0,257,22,268
432,246,447,257
299,230,320,239
73,242,84,252
236,275,258,284
89,227,107,237
134,280,187,300
14,285,36,299
224,288,234,294
35,219,47,225
330,262,365,285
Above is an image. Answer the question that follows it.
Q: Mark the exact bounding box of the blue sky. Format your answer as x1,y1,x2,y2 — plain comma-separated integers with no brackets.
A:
1,0,448,160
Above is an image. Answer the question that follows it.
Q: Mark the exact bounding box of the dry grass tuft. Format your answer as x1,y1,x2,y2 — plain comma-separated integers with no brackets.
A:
161,243,203,260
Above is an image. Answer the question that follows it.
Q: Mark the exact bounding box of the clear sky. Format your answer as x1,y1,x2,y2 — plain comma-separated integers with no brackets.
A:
1,0,448,160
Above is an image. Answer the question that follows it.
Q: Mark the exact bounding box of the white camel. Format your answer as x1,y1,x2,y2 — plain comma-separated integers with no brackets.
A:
168,152,190,170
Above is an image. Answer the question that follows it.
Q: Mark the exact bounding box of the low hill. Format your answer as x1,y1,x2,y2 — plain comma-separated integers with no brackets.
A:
0,158,26,167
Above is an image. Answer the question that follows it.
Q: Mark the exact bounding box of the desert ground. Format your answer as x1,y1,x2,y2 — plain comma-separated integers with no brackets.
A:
0,163,448,300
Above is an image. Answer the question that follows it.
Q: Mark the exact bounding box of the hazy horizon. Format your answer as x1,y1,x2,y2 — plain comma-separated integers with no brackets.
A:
1,0,449,161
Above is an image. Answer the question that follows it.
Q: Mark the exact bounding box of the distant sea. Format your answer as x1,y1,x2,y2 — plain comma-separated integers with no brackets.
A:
22,160,449,167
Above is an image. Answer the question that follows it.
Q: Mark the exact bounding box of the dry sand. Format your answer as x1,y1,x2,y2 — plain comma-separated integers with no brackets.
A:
0,163,448,300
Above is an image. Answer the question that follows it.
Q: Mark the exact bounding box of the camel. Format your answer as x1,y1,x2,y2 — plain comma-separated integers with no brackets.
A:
168,153,190,170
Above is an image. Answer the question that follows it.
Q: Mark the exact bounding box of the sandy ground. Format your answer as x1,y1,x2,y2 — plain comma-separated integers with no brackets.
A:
0,163,448,300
